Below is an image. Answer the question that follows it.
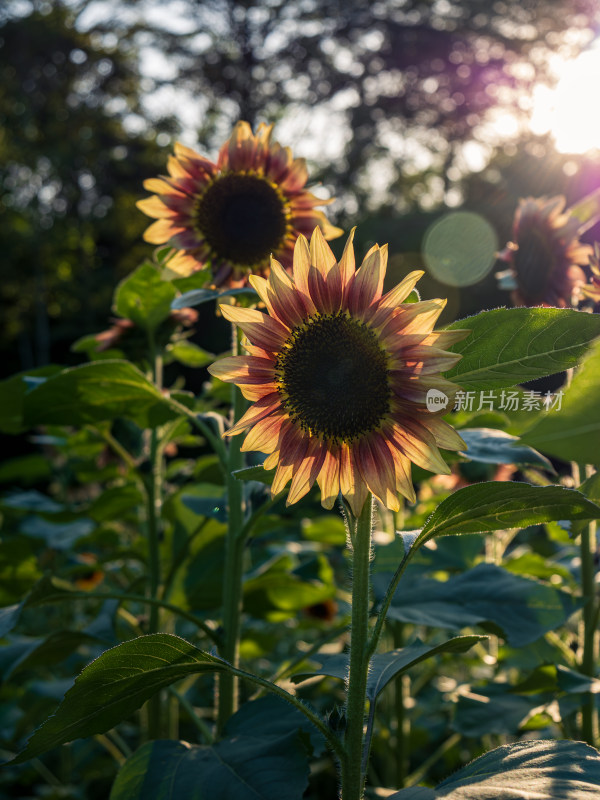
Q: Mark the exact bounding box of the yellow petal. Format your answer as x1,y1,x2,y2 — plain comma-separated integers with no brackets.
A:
310,226,337,275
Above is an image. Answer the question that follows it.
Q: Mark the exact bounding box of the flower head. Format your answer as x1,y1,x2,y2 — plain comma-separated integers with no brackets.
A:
581,242,600,305
208,228,468,515
496,195,591,308
137,121,342,287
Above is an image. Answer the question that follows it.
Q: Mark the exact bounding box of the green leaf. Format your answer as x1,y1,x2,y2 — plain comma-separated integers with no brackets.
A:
0,630,103,681
0,490,64,513
167,340,214,367
522,340,600,465
224,695,326,756
22,361,185,429
171,286,258,309
20,516,96,549
114,262,176,331
233,464,276,486
9,634,228,764
109,734,309,800
453,684,542,736
291,636,484,699
0,604,22,637
445,308,600,390
180,494,227,522
415,483,600,547
459,428,554,470
391,740,600,799
377,563,580,646
0,366,62,434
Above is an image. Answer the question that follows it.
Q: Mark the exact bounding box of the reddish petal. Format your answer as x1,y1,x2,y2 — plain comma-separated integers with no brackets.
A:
378,270,424,311
287,437,326,505
339,442,368,517
356,435,399,511
143,218,185,244
338,228,356,290
389,420,450,475
220,305,289,352
317,444,341,509
226,392,281,436
136,196,180,219
347,246,384,316
292,236,318,314
279,157,309,193
241,410,286,453
310,226,337,275
208,355,275,384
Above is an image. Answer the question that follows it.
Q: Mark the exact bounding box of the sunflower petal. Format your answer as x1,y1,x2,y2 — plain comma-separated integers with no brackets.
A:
317,444,341,509
310,226,337,275
241,410,285,453
220,304,289,352
208,355,275,384
356,435,400,511
287,438,325,505
143,218,185,245
226,392,281,436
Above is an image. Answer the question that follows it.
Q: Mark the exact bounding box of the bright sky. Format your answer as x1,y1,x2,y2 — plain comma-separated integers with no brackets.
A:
530,38,600,154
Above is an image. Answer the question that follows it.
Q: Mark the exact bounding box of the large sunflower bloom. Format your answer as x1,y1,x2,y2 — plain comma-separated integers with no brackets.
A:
208,228,468,515
137,121,342,287
496,195,591,308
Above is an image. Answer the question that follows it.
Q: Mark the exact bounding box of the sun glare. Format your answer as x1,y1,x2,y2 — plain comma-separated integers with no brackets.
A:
531,41,600,154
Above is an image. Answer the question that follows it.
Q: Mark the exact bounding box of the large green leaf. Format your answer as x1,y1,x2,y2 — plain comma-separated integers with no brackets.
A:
167,340,214,367
114,262,176,332
391,740,600,799
225,695,326,755
291,636,484,699
522,340,600,465
377,563,580,646
458,428,553,470
109,734,309,800
171,286,257,309
415,483,600,548
452,683,542,736
9,634,227,764
445,308,600,390
22,361,184,429
0,366,62,434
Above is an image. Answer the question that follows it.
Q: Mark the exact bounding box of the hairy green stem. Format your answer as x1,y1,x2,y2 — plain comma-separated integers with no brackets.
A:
146,346,164,739
341,495,374,800
580,518,598,745
575,463,598,746
217,329,247,734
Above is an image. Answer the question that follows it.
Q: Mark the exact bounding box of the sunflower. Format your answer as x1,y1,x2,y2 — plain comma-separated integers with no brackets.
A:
496,195,591,308
208,228,468,515
137,121,342,287
581,242,600,305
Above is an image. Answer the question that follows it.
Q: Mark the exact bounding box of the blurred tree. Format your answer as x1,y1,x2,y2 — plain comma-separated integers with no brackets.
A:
0,0,178,373
77,0,599,216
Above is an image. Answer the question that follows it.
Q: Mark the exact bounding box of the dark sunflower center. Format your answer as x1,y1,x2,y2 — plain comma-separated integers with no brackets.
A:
276,312,391,441
513,223,557,302
194,173,288,265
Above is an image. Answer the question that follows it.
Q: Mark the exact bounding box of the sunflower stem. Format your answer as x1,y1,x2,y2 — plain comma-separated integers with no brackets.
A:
146,345,164,740
575,461,599,746
217,330,247,735
341,494,373,800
